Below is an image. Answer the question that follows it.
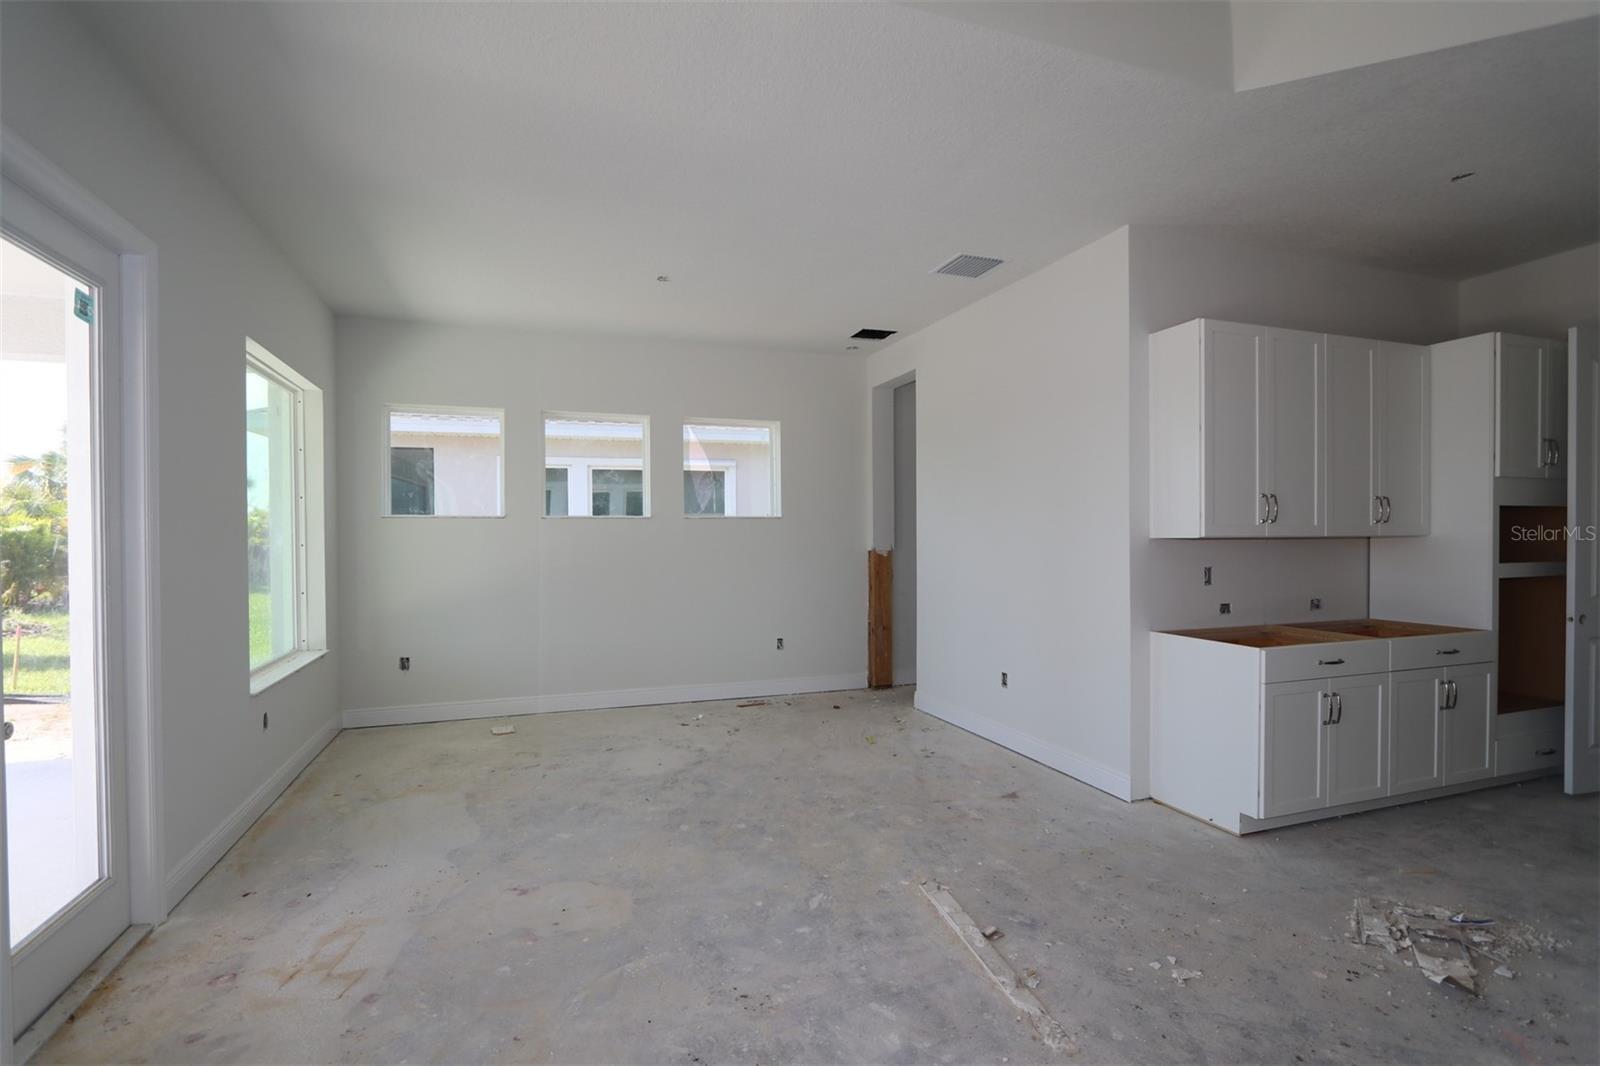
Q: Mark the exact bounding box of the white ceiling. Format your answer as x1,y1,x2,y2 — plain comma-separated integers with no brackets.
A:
76,2,1598,352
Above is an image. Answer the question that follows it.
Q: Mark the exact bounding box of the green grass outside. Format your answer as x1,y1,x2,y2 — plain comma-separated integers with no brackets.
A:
248,589,273,668
2,610,70,696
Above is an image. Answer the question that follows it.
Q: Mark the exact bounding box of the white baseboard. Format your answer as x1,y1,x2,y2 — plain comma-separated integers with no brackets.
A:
342,673,869,729
914,693,1133,801
163,719,339,911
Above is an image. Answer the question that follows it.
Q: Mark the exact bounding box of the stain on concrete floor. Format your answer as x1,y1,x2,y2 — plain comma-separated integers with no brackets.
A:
35,688,1600,1063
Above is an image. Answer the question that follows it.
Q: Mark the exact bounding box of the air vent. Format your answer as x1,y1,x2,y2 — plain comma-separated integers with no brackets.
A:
933,254,1005,278
851,328,898,341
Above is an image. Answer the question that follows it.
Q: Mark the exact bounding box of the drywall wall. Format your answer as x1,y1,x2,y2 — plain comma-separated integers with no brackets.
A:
1127,224,1460,797
1230,1,1597,91
336,317,864,720
892,382,917,685
1,3,338,909
1457,243,1600,338
866,228,1134,798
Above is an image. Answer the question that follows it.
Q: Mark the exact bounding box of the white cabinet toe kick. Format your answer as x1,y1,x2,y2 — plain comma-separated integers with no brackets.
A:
1149,623,1559,835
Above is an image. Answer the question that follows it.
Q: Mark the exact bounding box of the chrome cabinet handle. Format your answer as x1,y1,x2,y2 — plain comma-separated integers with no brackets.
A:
1435,648,1459,656
1373,495,1383,525
1318,658,1345,666
1322,692,1334,725
1535,748,1558,756
1438,681,1448,710
1446,679,1458,709
1269,493,1279,524
1333,692,1343,724
1551,440,1560,466
1259,493,1270,525
1383,496,1392,523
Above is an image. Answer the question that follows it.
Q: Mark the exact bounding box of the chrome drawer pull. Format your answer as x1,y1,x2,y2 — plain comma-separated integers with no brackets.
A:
1436,648,1460,656
1318,658,1345,665
1535,748,1558,757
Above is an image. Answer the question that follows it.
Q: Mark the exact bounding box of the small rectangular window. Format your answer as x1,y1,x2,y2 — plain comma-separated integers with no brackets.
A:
683,420,780,517
385,406,504,517
544,414,650,517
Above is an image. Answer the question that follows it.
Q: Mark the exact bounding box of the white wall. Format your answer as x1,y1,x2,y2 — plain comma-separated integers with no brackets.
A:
867,228,1134,798
892,381,917,685
1127,224,1460,796
1457,243,1599,338
1,3,339,908
336,316,864,720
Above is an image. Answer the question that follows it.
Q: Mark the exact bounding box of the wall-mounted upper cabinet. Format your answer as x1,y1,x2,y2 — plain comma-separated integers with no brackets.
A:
1326,336,1429,537
1149,318,1425,540
1495,333,1567,480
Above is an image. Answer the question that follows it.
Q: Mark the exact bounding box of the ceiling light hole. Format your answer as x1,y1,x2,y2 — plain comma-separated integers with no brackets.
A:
851,328,898,341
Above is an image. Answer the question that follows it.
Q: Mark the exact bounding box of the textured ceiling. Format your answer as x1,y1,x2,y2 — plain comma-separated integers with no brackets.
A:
73,3,1599,351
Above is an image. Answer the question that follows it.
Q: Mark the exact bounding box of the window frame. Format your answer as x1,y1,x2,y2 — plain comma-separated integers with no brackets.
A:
681,418,781,518
683,459,738,517
542,412,651,518
381,403,506,519
245,337,327,695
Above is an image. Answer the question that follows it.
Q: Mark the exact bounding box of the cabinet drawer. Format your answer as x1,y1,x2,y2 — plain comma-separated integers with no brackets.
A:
1495,731,1562,776
1262,640,1388,683
1390,631,1494,671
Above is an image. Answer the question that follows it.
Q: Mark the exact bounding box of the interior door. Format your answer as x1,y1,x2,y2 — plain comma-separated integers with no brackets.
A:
2,182,131,1039
1497,335,1547,478
1326,673,1388,805
1325,335,1376,536
1261,678,1327,817
1262,328,1324,536
1203,321,1266,537
1390,668,1445,795
1566,324,1598,795
1379,342,1429,535
1442,663,1495,785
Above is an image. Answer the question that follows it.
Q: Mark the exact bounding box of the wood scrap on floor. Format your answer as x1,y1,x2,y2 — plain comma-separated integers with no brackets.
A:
918,880,1076,1056
490,724,515,736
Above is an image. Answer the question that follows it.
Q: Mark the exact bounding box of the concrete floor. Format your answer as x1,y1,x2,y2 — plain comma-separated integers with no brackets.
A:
36,688,1599,1064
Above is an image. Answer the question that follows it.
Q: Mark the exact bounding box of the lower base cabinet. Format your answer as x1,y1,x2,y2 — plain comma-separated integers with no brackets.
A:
1152,629,1509,834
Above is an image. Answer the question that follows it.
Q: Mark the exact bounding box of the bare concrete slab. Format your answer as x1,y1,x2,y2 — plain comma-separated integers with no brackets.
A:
34,688,1599,1064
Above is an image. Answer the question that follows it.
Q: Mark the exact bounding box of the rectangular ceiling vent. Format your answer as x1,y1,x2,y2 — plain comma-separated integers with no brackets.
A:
933,254,1005,279
851,328,898,340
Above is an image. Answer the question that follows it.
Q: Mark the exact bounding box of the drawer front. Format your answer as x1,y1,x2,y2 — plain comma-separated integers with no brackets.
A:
1263,640,1389,683
1391,631,1494,672
1495,730,1562,776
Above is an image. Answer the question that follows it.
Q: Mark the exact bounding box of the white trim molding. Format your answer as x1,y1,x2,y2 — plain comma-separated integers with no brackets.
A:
913,693,1134,801
343,673,868,729
162,721,338,912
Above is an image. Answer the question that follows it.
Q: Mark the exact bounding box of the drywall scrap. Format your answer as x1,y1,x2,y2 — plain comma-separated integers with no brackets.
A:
1350,897,1565,997
918,880,1077,1055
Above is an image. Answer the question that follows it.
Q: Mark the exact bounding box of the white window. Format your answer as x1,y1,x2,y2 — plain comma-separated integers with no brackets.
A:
384,405,504,517
544,414,650,517
683,420,780,517
245,338,326,692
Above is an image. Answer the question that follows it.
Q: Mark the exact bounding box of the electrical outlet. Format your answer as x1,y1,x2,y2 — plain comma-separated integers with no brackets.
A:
775,637,784,651
1219,603,1231,615
1001,672,1008,688
399,656,411,671
1309,597,1322,610
1203,566,1212,586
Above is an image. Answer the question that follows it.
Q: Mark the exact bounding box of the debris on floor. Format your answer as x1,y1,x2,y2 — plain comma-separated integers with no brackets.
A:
736,700,768,708
1170,967,1203,985
490,724,515,736
918,880,1077,1055
981,925,1003,941
1350,897,1563,997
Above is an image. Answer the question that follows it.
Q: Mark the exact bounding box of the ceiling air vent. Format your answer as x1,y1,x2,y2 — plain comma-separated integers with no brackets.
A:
932,254,1005,279
851,328,898,341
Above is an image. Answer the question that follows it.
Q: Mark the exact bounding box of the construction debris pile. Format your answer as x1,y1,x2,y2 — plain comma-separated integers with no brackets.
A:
1350,897,1565,996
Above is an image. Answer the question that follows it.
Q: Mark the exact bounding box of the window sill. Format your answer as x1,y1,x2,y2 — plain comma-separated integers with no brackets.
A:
250,648,328,696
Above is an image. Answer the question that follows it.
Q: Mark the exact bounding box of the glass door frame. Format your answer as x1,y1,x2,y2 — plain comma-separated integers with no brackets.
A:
1,132,162,1058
